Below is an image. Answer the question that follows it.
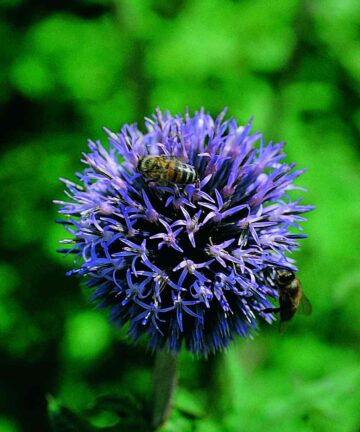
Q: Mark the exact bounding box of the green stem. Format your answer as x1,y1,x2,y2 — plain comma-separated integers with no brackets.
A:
151,350,178,429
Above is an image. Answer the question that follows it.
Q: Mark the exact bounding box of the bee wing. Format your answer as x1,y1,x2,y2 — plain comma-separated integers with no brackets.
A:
298,294,312,316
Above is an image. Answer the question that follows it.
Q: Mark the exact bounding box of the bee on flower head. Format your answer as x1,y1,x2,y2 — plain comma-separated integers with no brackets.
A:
137,155,198,185
263,269,312,333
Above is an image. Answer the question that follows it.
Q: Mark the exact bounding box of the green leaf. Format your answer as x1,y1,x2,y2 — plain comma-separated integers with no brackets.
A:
48,396,97,432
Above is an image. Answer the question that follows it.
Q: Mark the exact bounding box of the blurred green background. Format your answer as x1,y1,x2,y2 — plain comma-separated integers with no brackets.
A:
1,0,360,431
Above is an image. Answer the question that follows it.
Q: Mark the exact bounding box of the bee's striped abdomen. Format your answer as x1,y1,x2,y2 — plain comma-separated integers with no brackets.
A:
167,160,197,184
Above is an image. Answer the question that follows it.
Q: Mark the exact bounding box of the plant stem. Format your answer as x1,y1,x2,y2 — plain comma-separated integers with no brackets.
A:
151,350,178,430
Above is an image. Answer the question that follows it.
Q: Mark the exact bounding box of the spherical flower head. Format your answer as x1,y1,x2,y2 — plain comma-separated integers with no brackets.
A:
56,108,313,356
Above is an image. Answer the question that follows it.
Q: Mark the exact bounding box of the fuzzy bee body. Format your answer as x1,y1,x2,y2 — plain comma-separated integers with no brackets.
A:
263,269,312,332
137,155,198,184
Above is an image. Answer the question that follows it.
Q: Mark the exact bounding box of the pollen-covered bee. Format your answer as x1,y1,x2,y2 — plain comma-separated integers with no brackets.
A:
263,269,312,333
137,155,198,185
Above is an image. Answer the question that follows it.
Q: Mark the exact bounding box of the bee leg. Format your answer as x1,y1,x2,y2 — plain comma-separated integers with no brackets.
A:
145,179,157,187
195,178,200,188
261,307,280,314
279,320,289,334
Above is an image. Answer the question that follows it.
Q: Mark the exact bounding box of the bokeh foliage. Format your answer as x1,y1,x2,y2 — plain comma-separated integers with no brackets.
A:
1,0,360,431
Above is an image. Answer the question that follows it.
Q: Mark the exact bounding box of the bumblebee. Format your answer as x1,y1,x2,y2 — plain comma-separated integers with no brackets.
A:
137,155,198,184
263,269,312,332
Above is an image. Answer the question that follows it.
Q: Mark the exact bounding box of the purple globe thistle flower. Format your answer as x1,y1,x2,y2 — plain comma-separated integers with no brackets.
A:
55,109,313,356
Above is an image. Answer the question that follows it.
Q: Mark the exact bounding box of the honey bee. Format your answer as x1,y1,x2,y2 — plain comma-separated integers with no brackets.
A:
263,269,312,333
137,155,198,184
